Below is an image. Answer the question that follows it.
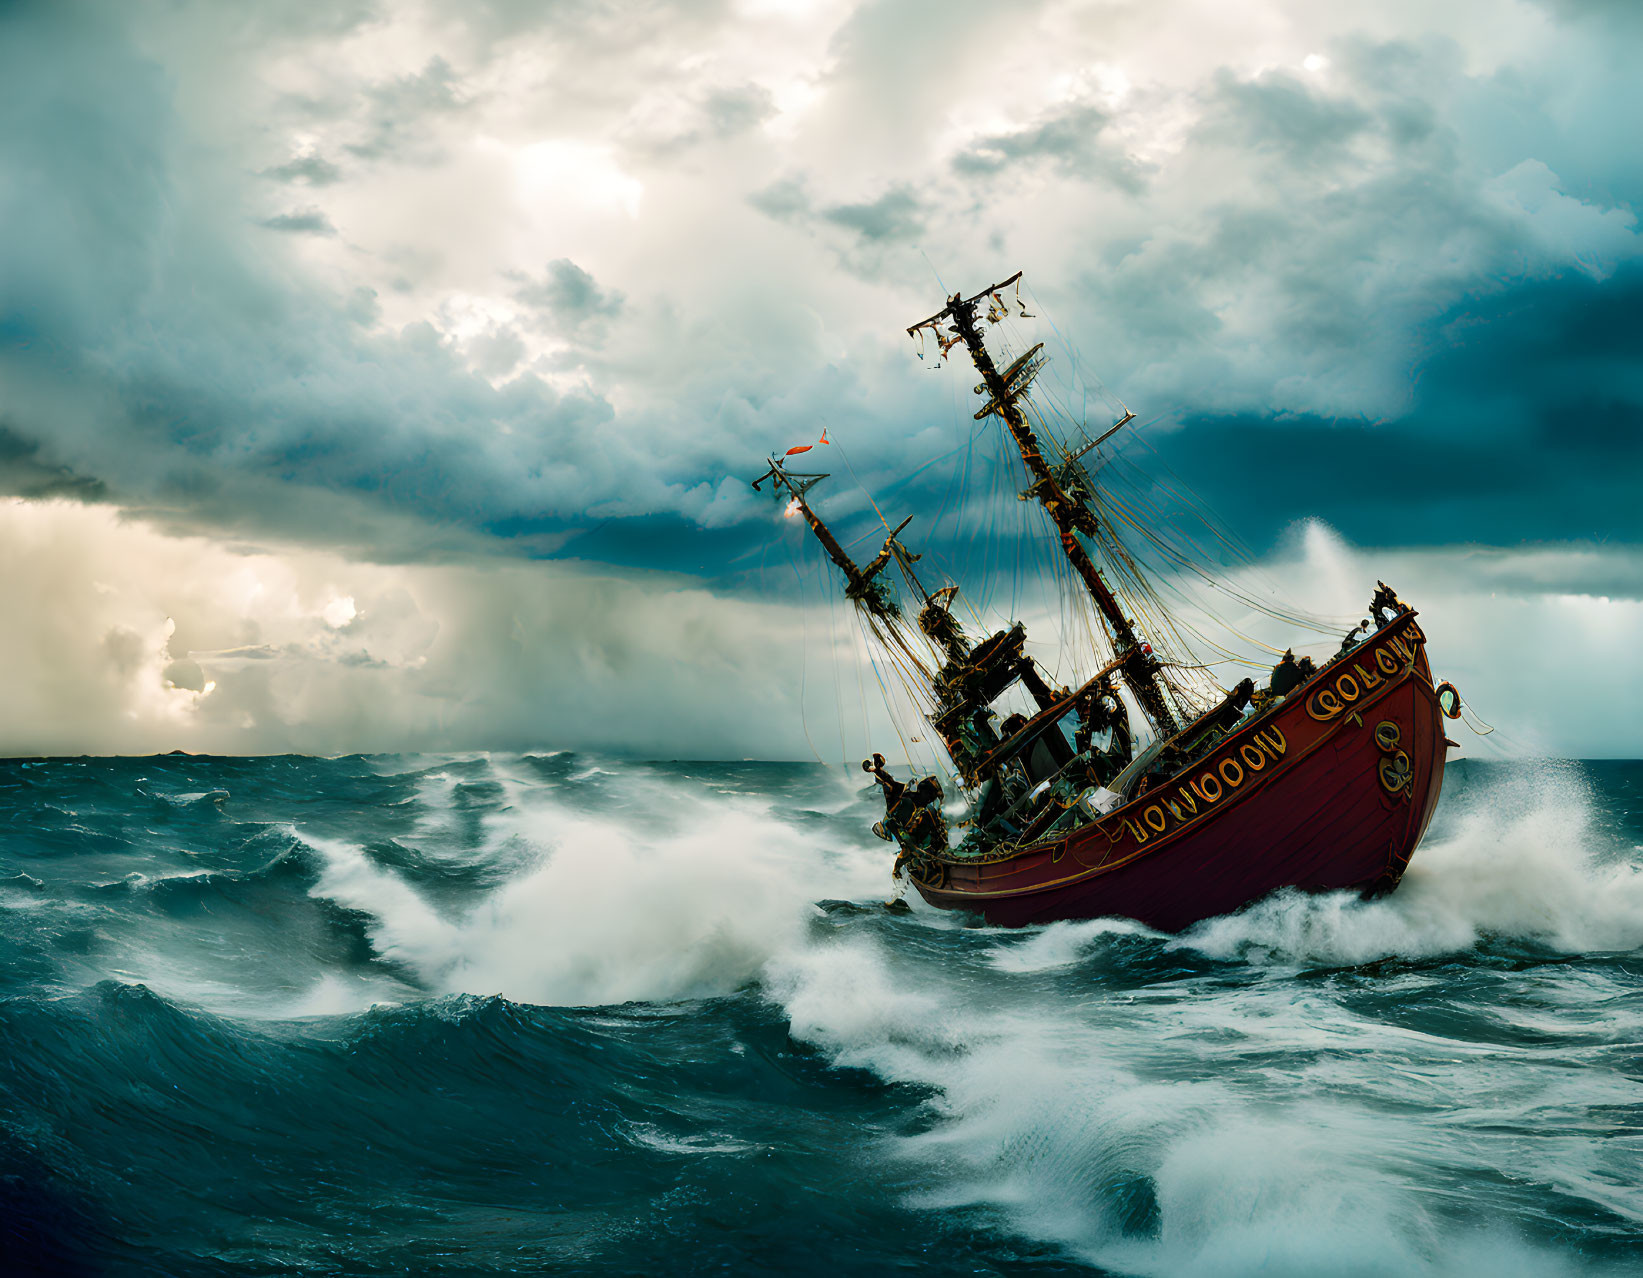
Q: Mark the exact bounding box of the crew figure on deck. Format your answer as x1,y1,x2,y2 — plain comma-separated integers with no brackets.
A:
1074,678,1132,784
999,714,1073,787
1370,581,1403,627
1339,618,1372,654
953,707,1000,776
863,754,948,878
973,760,1029,836
1269,649,1305,698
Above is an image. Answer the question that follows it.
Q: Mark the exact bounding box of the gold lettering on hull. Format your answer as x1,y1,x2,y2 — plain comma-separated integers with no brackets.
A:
1163,790,1197,822
1116,724,1290,846
1309,627,1424,722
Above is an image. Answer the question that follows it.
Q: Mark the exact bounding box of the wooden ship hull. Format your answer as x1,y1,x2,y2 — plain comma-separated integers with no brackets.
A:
753,271,1463,935
914,614,1449,931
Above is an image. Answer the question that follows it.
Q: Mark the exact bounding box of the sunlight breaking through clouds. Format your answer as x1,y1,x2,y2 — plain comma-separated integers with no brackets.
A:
0,0,1639,755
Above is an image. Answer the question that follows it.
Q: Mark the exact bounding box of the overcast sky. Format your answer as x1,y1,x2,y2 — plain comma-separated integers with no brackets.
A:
1,0,1639,759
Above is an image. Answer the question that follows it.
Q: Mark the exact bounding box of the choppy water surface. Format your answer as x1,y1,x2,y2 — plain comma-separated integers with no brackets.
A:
2,754,1641,1275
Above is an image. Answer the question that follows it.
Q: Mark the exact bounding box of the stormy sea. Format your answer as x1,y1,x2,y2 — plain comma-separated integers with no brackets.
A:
2,753,1640,1277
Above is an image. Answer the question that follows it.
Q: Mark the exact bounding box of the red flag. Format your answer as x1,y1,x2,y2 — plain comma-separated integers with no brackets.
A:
784,429,830,457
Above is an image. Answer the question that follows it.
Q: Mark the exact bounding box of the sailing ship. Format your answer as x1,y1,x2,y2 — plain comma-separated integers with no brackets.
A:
753,273,1463,931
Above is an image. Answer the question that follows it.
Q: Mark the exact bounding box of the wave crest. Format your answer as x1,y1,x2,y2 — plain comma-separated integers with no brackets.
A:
1182,762,1643,966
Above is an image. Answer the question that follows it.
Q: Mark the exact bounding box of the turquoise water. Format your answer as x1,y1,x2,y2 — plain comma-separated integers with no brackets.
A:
2,754,1640,1275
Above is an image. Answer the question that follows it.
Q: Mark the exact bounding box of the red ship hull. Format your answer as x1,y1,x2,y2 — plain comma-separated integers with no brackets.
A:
912,613,1449,931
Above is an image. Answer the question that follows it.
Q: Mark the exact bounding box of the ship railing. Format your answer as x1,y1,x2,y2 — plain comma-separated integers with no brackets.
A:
963,649,1132,778
970,751,1096,849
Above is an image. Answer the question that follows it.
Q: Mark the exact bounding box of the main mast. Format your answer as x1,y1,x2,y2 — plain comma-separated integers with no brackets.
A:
909,274,1180,737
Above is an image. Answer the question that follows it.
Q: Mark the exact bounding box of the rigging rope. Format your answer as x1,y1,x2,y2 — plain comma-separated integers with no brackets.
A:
762,283,1394,790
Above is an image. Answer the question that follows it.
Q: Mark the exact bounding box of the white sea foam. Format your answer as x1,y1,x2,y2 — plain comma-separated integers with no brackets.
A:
408,769,466,843
1182,763,1643,966
765,926,1627,1276
301,769,886,1007
758,763,1642,1276
283,755,1639,1273
986,916,1162,973
250,971,410,1019
622,1122,758,1156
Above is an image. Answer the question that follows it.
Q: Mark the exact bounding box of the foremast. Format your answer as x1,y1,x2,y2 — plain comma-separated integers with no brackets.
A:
752,461,901,614
909,274,1181,738
751,455,1063,788
751,458,955,699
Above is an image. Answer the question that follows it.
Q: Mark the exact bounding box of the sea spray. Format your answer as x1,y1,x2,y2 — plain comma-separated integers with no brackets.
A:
306,763,886,1006
760,761,1643,1276
1182,760,1643,965
1,752,1640,1275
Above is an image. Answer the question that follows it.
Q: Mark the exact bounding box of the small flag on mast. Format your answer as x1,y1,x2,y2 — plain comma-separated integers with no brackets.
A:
783,428,831,458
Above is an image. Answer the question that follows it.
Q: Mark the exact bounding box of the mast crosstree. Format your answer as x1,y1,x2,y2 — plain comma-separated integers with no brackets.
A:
909,273,1181,737
751,460,905,621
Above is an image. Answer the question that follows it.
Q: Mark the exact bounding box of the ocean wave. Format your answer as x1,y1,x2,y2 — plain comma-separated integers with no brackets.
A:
298,773,886,1007
759,763,1643,1276
5,753,1642,1274
766,928,1635,1276
143,788,231,809
1180,762,1643,967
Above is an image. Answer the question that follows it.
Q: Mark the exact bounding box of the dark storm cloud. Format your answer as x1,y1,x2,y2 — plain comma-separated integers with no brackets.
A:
264,152,343,186
260,208,338,235
1199,69,1372,166
952,101,1142,191
823,187,926,243
748,176,810,222
1530,0,1643,25
345,57,469,162
1155,260,1643,553
0,424,109,503
507,260,625,333
0,2,623,558
3,0,1640,596
745,176,932,277
1059,46,1491,376
701,83,777,139
1027,34,1642,521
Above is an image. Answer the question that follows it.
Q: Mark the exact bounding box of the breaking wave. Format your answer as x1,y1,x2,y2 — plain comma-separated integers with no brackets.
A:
2,752,1640,1275
1182,760,1643,965
299,768,886,1007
